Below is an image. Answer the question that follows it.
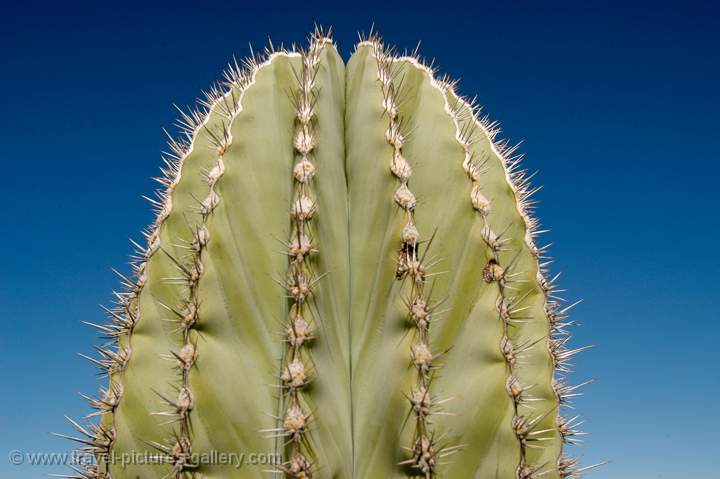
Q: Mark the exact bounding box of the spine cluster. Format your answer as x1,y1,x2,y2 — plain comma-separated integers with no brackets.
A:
74,260,139,478
273,34,328,479
371,41,453,479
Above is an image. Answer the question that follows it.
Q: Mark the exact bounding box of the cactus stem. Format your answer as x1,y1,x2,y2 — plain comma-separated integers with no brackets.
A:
59,29,597,479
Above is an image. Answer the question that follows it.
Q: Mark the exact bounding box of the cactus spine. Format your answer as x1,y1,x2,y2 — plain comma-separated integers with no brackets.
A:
58,28,598,479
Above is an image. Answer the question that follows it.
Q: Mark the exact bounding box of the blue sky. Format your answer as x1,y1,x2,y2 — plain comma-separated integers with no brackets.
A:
1,1,718,477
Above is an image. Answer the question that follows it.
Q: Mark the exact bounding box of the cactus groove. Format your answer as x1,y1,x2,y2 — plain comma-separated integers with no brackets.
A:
59,28,599,479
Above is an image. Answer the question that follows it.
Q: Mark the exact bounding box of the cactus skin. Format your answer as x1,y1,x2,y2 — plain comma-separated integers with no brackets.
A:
61,29,598,479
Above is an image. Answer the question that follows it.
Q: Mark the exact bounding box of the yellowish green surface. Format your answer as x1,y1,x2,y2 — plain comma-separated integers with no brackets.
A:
77,34,571,479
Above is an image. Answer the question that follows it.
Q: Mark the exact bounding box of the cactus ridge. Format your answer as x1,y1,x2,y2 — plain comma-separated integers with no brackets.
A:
365,38,463,477
144,52,233,474
66,41,302,479
58,27,598,479
433,55,604,478
444,61,555,477
268,30,333,478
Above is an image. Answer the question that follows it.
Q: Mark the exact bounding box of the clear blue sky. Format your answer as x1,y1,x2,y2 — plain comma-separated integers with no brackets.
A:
1,1,718,477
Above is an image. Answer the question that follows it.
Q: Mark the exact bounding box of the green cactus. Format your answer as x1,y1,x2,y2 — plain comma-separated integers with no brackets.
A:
60,28,598,479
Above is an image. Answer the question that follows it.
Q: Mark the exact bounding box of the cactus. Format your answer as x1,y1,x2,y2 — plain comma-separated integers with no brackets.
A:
59,28,599,479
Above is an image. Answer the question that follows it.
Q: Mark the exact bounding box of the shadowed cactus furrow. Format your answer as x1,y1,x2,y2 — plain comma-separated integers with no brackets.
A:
59,28,599,479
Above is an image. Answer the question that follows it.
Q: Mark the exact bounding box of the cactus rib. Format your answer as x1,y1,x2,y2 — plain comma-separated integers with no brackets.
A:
442,72,595,476
443,68,550,476
369,38,462,478
117,45,300,479
272,32,330,478
147,66,233,474
441,84,560,477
